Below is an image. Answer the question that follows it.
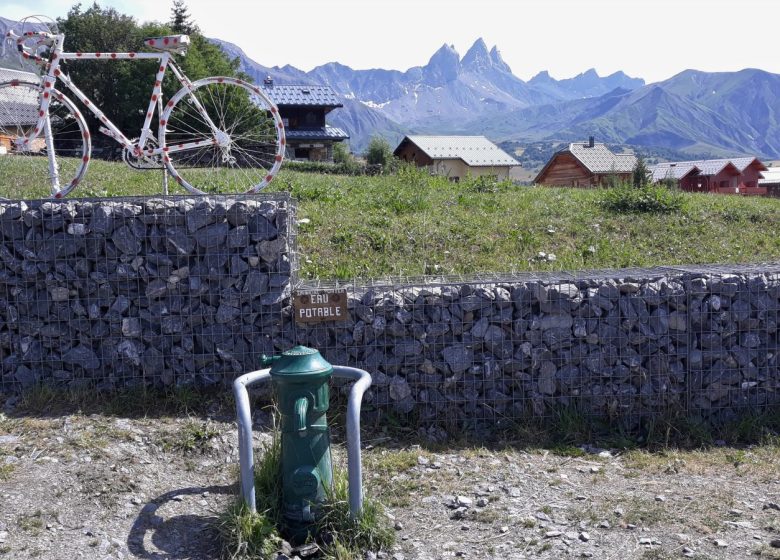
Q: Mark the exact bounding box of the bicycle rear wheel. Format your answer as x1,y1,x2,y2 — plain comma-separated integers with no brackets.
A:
0,80,90,198
160,77,284,195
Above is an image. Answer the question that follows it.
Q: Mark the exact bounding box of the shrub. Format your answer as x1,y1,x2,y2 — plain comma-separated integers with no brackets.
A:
332,142,351,165
599,182,686,214
462,174,513,193
364,136,397,172
283,160,367,176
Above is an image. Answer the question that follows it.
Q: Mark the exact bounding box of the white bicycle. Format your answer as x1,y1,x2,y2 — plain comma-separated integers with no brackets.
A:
0,18,285,197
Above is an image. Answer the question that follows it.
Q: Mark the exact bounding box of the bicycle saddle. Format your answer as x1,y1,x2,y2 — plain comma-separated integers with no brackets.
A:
143,35,189,54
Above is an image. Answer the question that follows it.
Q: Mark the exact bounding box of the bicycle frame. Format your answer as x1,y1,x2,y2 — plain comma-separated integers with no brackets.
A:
5,26,286,197
17,31,222,165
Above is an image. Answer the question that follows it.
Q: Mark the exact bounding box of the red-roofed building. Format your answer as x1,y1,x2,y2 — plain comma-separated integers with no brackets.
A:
649,157,768,195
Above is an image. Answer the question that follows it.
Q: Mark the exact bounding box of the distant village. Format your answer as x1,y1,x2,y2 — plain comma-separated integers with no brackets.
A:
257,76,780,197
3,61,779,196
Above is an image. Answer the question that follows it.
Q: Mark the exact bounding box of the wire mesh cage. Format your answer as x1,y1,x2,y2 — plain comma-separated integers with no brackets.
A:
0,193,294,394
292,264,780,432
3,191,780,436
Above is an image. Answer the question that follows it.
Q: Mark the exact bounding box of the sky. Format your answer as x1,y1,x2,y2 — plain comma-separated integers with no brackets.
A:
4,0,780,84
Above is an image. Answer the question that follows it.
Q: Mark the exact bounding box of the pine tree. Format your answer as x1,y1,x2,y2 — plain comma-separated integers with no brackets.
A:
170,0,198,34
632,155,650,188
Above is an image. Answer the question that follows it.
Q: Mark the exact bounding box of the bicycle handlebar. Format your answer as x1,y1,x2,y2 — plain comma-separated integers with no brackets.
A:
4,29,57,63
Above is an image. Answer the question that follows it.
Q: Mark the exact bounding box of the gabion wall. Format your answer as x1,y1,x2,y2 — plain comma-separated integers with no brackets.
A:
293,266,780,425
2,194,779,428
0,195,294,393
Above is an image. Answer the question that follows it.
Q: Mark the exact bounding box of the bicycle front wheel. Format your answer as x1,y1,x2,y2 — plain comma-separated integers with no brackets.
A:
0,80,90,198
160,77,285,195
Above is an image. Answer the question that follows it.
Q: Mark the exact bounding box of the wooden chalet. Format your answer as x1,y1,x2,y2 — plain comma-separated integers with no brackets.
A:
393,135,518,182
258,77,348,162
533,138,637,187
760,167,780,198
650,157,768,195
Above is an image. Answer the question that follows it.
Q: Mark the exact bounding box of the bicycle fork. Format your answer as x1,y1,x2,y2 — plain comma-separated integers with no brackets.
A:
42,113,61,189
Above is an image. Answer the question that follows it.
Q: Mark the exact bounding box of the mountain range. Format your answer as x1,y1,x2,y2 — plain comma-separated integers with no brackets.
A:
215,37,780,159
2,10,776,159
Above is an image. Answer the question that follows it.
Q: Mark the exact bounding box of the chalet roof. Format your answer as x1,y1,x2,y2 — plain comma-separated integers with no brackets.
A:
0,67,40,82
759,167,780,185
394,135,518,167
649,163,699,182
258,84,343,108
0,68,40,127
567,142,637,173
730,156,768,172
649,156,766,180
286,126,349,141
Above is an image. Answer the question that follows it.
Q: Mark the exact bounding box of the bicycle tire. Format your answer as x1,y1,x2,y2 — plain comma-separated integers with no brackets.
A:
159,77,285,195
0,79,91,198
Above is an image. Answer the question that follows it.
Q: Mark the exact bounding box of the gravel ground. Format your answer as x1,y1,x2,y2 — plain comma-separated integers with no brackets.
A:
2,401,780,560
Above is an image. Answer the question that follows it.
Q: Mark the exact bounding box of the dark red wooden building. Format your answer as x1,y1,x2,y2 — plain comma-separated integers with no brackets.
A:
650,157,768,195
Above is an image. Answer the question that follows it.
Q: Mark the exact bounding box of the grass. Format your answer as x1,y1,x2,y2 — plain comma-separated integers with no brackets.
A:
65,420,134,454
16,510,45,535
316,471,395,559
218,433,394,559
363,449,421,477
754,545,780,558
10,383,229,418
218,436,283,559
162,419,220,454
622,444,780,480
362,448,428,508
0,463,14,481
219,502,282,560
2,159,780,278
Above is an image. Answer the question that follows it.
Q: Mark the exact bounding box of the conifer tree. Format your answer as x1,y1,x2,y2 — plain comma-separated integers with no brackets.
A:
632,155,650,188
170,0,198,34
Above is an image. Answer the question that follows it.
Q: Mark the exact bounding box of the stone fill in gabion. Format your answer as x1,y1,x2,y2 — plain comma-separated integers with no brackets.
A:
0,195,293,393
2,193,779,427
294,268,780,424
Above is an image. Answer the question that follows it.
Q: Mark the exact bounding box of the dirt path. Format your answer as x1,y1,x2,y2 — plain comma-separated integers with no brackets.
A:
3,404,780,560
0,411,256,559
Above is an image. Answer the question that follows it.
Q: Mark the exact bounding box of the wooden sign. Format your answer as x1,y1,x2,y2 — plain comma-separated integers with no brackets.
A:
293,289,349,324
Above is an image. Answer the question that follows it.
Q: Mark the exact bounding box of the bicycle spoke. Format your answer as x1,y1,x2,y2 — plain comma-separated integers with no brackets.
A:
0,81,89,198
161,80,282,194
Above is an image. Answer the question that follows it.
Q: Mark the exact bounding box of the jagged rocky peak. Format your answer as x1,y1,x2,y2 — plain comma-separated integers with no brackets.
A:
529,70,554,83
489,45,512,74
462,37,490,70
428,43,460,66
574,68,601,83
603,70,646,88
424,43,461,85
606,70,629,79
